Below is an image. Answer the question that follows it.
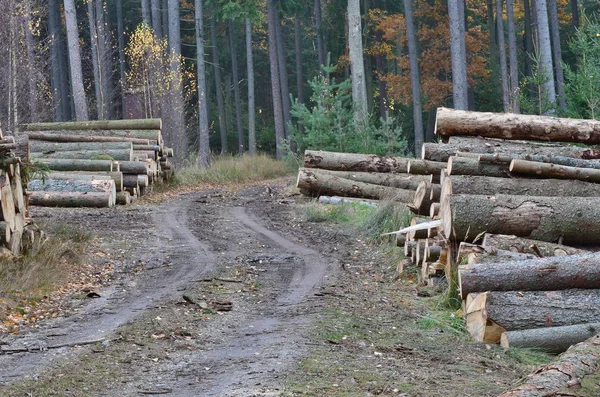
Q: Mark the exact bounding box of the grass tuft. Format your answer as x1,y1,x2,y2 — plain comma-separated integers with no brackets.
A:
358,201,411,241
300,200,376,224
176,154,294,185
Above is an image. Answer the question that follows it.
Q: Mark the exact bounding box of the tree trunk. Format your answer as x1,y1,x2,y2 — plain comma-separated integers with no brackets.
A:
435,107,600,144
195,0,210,167
466,289,600,333
498,333,600,396
497,0,510,112
49,0,70,121
30,141,132,152
447,157,510,177
448,0,468,109
0,176,16,231
266,0,286,159
314,0,326,70
40,159,115,172
229,21,245,153
294,14,304,105
422,136,600,162
535,0,557,108
506,0,519,113
167,0,186,156
29,191,113,208
548,0,566,112
482,233,587,257
141,0,151,24
570,0,579,27
348,0,368,129
24,2,39,123
246,19,256,155
116,0,127,114
151,0,162,37
95,0,111,119
459,252,600,298
297,169,414,202
315,169,430,190
63,0,89,121
209,8,227,153
88,0,102,119
509,159,600,182
305,150,410,173
501,323,600,354
442,194,600,245
274,13,292,139
404,0,424,156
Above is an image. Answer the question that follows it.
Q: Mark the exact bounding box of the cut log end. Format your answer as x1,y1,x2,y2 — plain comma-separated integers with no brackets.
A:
440,197,452,240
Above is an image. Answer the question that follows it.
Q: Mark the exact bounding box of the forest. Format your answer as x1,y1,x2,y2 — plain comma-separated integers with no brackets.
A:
1,0,599,163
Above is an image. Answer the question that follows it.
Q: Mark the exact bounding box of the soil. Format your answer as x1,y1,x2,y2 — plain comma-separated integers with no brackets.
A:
0,179,540,396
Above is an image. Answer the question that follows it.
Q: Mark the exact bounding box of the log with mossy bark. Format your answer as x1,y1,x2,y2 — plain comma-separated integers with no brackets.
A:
500,323,600,354
29,140,133,153
421,136,600,162
509,159,600,183
304,150,410,173
296,168,414,202
312,169,430,190
447,156,510,177
499,333,600,397
458,252,600,298
39,159,115,172
115,191,131,205
22,118,162,131
465,290,600,342
31,148,133,161
482,234,587,257
29,191,113,208
26,132,152,145
435,107,600,144
441,194,600,244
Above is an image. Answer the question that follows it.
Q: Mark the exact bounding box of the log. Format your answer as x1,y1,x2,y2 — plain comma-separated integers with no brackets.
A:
429,203,441,219
482,234,587,257
133,144,161,152
14,134,29,161
441,194,600,244
26,132,151,145
466,289,600,335
31,149,133,161
501,323,600,354
9,213,24,255
28,179,116,207
0,222,10,245
318,196,379,208
407,217,430,240
304,150,410,173
122,174,140,188
434,107,600,144
395,233,406,247
412,182,437,214
116,191,131,205
480,152,600,170
312,169,430,190
22,224,45,254
510,159,600,183
425,245,442,263
46,172,123,192
22,118,162,131
29,191,113,208
296,168,414,202
406,160,446,181
25,129,161,144
466,249,536,264
447,156,510,177
429,184,441,201
442,174,600,198
498,333,600,397
458,252,600,299
421,136,600,162
29,140,133,153
39,159,114,172
119,161,149,174
404,240,417,256
11,165,25,215
0,176,16,231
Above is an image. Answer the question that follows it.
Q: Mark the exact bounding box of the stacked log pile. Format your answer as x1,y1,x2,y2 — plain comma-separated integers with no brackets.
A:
298,107,600,354
20,119,174,207
0,127,43,256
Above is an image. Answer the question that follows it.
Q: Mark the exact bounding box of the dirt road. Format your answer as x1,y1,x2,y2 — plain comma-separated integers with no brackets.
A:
0,181,535,396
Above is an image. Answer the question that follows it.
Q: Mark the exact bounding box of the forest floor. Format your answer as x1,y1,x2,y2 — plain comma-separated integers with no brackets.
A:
0,178,548,396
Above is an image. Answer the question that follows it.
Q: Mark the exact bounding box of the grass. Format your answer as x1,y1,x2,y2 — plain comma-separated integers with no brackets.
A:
176,154,295,185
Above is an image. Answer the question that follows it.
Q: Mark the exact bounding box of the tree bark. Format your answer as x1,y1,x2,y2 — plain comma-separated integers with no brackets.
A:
141,0,151,25
26,129,160,143
311,169,429,190
95,0,111,119
412,181,437,214
24,119,162,131
116,0,127,114
246,19,256,155
482,233,587,257
151,0,162,37
435,107,600,144
31,149,132,162
28,179,115,196
348,0,368,129
116,191,131,205
447,157,510,177
442,194,600,244
501,323,600,354
499,333,600,397
297,168,414,202
40,159,115,172
119,161,149,174
482,152,600,168
509,159,600,182
195,0,210,167
63,0,89,121
274,12,292,139
27,133,151,145
506,0,520,113
421,137,600,162
30,191,113,208
459,252,600,298
87,0,103,119
0,176,16,232
448,0,468,109
534,0,557,108
267,0,285,159
497,0,510,112
229,21,245,152
30,141,132,152
314,0,326,71
305,150,410,173
404,0,424,155
49,0,70,121
407,160,446,179
24,2,39,123
548,0,566,112
294,15,304,105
